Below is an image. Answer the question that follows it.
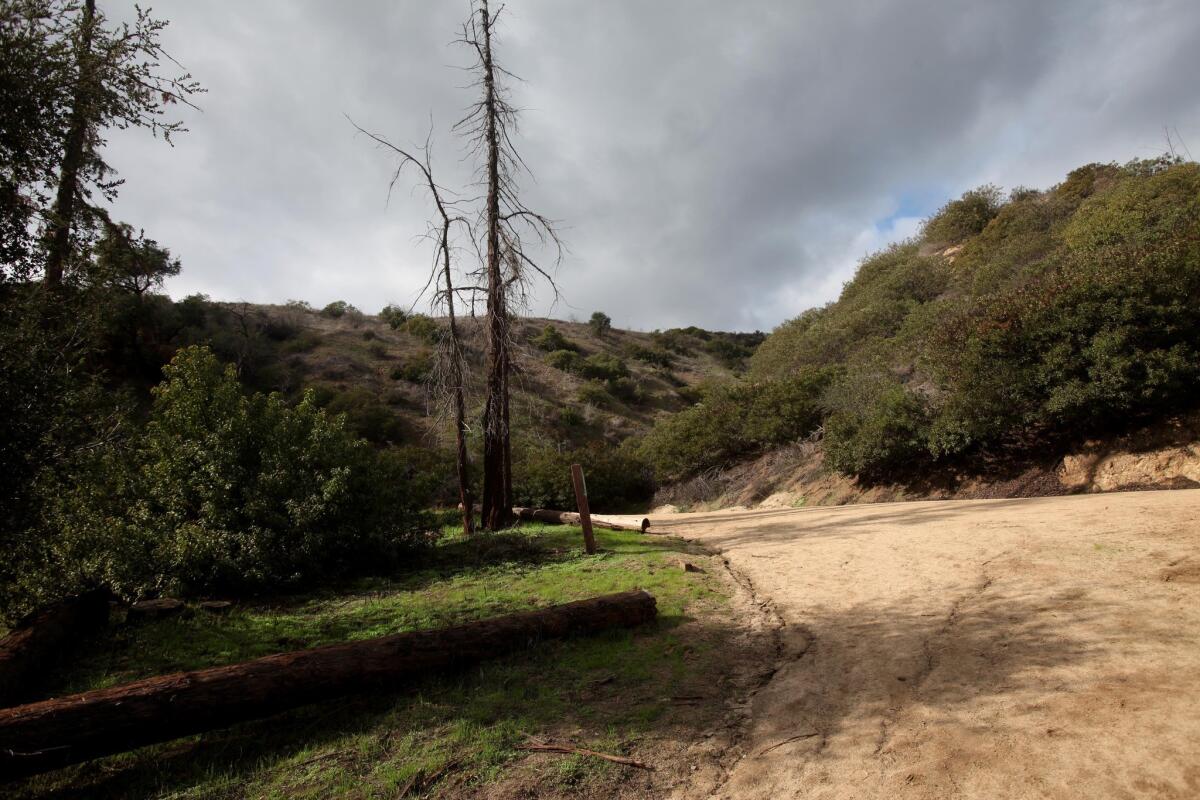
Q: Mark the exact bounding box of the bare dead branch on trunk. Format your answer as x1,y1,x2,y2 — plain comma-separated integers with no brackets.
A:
348,117,475,535
455,0,563,531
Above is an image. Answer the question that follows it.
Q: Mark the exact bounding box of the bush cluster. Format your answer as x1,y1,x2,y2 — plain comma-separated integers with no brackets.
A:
513,442,654,513
15,347,426,608
319,385,409,445
742,159,1200,480
921,185,1004,244
390,351,434,383
321,300,360,319
532,324,577,352
402,313,443,344
623,343,674,368
545,349,645,406
636,368,834,482
379,304,409,329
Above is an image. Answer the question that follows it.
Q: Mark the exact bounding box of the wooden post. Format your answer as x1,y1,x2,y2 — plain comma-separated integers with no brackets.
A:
570,463,597,554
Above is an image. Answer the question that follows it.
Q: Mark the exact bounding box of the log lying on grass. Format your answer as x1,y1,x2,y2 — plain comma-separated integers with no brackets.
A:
512,507,650,533
0,590,111,708
0,589,657,782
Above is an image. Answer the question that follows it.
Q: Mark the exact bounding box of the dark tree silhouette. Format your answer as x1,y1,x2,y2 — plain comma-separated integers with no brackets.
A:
455,0,562,530
42,0,202,287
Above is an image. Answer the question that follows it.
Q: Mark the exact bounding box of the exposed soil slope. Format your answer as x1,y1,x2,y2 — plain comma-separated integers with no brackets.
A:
656,413,1200,512
648,489,1200,800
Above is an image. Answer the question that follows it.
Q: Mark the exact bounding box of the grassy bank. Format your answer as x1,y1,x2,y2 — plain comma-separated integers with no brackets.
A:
14,525,736,799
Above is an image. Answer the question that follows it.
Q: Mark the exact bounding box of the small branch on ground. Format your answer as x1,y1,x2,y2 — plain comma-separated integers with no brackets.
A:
755,731,820,756
519,740,653,770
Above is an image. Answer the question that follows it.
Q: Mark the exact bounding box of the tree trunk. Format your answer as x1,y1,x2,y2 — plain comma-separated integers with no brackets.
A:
478,0,513,531
441,216,474,535
512,507,651,533
44,0,96,287
0,589,656,782
0,590,111,708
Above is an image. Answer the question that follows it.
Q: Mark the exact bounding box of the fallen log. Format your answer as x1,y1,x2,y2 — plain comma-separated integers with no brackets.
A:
512,507,650,533
0,589,657,782
0,590,111,708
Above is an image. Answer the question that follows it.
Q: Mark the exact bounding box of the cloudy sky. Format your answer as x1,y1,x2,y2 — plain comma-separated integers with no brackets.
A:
101,0,1200,332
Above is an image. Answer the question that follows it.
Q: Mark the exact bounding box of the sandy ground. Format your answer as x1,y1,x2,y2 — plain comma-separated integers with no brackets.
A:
633,490,1200,799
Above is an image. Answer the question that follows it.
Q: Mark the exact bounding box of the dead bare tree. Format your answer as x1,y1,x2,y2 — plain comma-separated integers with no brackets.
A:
456,0,562,530
349,119,476,535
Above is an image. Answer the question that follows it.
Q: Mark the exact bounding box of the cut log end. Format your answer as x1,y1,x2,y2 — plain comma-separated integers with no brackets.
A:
0,590,112,708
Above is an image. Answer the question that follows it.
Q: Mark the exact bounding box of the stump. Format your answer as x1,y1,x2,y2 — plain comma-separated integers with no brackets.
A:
0,590,111,708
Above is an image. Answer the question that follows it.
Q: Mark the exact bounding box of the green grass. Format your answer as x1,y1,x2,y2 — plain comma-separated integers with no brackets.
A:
16,525,733,799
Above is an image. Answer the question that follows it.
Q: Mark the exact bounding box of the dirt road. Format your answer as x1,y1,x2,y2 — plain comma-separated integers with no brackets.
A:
649,490,1200,799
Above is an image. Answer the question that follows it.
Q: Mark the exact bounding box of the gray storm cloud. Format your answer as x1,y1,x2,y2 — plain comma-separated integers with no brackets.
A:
100,0,1200,332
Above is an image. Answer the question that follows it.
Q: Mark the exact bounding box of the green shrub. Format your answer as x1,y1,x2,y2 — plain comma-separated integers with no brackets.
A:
262,317,300,342
557,405,585,429
580,353,629,382
390,351,433,383
607,376,646,405
704,337,754,369
379,304,409,329
323,386,408,445
922,185,1004,244
388,444,469,508
28,347,425,602
532,324,577,352
637,369,833,482
623,343,674,368
751,243,949,379
513,443,654,513
588,311,612,338
367,341,388,359
651,327,709,354
546,348,584,373
403,313,442,344
577,380,613,407
279,330,320,354
321,300,358,318
822,372,930,478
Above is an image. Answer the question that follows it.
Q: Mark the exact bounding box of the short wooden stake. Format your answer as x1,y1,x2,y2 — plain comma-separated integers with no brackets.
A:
570,463,597,554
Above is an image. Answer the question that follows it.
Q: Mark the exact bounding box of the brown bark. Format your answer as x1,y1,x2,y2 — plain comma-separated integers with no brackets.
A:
478,0,513,531
570,464,598,554
436,184,473,535
44,0,96,287
512,507,651,533
0,590,111,708
0,589,656,781
448,296,474,535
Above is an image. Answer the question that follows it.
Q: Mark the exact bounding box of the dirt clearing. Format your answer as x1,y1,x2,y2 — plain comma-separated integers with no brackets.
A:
645,489,1200,799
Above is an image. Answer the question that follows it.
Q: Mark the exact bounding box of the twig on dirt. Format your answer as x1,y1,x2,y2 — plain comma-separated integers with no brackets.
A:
396,773,421,798
519,741,653,770
755,731,820,756
397,759,460,797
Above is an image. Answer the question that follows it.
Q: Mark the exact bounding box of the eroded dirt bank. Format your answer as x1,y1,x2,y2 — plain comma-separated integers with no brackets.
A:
647,489,1200,799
